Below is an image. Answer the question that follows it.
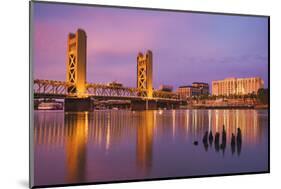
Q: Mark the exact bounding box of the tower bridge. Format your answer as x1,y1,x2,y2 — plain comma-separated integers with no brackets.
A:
33,29,183,111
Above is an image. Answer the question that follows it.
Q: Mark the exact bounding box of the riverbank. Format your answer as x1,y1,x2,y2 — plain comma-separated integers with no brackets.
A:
187,104,268,109
186,98,268,110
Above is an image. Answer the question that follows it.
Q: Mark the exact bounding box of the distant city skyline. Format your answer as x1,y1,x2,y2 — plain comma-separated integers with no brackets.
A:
32,2,269,90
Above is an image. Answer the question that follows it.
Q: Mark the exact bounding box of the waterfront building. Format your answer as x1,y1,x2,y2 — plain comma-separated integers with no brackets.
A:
177,85,201,99
177,82,209,99
212,77,264,96
192,82,209,95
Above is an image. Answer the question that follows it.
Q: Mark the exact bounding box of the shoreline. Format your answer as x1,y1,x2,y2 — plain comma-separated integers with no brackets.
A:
34,106,268,111
187,104,268,110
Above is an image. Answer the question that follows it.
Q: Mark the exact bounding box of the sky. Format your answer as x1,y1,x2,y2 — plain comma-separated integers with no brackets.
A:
32,2,269,90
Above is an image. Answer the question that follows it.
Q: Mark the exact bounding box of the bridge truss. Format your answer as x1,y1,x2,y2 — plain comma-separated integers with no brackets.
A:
33,79,179,100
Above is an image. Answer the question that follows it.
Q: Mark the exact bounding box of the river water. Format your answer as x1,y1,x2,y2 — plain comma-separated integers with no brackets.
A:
33,109,268,186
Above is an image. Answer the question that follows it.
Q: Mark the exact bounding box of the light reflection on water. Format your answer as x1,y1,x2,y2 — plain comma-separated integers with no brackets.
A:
34,109,268,186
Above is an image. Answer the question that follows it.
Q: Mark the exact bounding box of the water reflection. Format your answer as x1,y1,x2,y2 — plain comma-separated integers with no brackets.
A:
65,112,88,183
231,133,236,155
136,111,154,173
34,109,268,186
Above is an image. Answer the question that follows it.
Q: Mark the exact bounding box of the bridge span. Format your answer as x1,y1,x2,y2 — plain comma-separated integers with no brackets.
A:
33,79,184,111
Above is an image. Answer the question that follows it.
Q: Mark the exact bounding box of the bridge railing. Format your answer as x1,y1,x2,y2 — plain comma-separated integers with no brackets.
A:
86,83,141,97
34,79,70,95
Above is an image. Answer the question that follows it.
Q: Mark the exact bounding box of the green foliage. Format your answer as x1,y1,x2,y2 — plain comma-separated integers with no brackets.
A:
257,88,269,104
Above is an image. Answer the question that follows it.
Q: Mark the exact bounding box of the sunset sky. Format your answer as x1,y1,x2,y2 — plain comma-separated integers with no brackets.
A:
32,2,269,90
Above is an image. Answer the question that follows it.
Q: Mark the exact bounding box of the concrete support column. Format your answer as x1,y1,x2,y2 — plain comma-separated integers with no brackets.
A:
65,97,92,112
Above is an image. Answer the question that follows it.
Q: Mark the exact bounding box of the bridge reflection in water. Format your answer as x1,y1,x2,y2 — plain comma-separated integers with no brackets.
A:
34,109,268,186
65,113,88,183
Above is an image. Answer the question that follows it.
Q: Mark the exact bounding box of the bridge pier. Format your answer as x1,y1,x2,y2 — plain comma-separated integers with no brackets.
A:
131,99,157,111
157,101,181,109
131,99,182,111
64,97,93,112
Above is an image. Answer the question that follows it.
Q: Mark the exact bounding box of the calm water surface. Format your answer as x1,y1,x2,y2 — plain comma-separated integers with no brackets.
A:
34,109,268,186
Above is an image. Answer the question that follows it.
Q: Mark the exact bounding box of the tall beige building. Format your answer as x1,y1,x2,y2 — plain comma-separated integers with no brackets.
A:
66,29,87,97
212,77,264,96
137,50,153,97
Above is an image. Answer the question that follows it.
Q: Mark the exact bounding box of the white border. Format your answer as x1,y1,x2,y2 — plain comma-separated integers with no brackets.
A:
0,0,280,189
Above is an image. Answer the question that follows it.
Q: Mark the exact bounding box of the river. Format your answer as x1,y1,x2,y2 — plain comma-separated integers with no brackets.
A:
33,109,268,186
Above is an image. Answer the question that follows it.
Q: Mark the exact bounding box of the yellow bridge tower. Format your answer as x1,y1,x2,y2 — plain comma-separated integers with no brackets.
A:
66,29,87,97
137,50,153,98
65,29,91,111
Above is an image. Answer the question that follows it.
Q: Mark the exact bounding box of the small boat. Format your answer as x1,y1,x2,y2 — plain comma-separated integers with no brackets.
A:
38,102,63,110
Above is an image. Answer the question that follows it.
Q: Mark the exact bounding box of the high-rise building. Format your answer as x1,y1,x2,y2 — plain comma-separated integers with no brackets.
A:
137,50,153,97
212,77,264,96
66,29,87,97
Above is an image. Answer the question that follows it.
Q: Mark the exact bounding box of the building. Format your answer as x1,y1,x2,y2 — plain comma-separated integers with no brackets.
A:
177,86,201,99
192,82,209,95
212,77,264,96
177,82,209,99
137,50,153,97
66,29,87,97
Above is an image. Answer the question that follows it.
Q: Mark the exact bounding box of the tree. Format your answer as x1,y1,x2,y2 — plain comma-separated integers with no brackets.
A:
257,88,269,104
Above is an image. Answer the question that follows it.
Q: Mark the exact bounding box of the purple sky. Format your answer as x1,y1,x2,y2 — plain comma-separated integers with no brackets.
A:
32,2,269,90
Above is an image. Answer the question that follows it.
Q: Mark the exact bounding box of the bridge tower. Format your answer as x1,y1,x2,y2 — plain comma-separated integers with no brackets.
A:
66,29,87,97
65,29,92,112
137,50,153,97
